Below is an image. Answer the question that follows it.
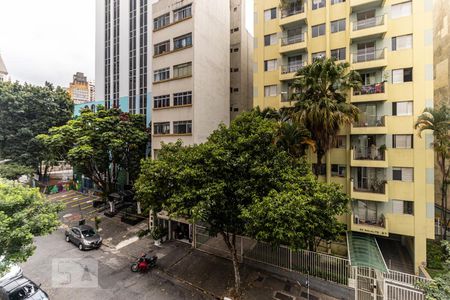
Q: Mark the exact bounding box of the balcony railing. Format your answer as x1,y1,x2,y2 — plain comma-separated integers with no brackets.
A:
281,93,293,102
353,15,384,31
354,115,385,127
281,33,305,46
281,2,305,18
354,180,387,194
353,146,386,161
352,48,384,63
353,214,386,228
281,61,306,74
353,82,385,95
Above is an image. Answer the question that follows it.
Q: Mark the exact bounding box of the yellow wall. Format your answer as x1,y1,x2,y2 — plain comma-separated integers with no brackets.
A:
254,0,434,272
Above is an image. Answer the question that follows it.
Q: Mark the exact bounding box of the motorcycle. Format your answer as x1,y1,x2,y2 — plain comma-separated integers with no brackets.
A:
130,253,158,273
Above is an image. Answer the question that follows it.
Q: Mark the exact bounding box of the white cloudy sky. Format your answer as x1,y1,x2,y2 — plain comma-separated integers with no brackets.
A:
0,0,254,88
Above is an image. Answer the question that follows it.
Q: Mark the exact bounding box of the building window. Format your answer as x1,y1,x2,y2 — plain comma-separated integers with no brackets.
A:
331,19,346,33
153,13,170,30
154,95,170,108
312,51,326,61
392,167,414,182
154,40,170,56
153,122,170,135
392,200,414,215
264,7,277,21
104,0,112,109
154,68,170,82
312,23,326,37
392,34,412,51
264,59,278,71
331,0,345,4
264,33,277,46
392,101,413,116
173,120,192,134
331,164,346,177
331,48,346,61
129,0,137,114
174,33,192,50
173,91,192,106
312,0,326,10
335,135,346,148
139,0,148,116
173,4,192,22
391,1,412,19
393,134,413,148
173,62,192,78
264,85,277,97
392,68,413,83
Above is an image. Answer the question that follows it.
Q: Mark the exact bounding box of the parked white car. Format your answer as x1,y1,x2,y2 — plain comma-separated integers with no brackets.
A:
0,257,23,284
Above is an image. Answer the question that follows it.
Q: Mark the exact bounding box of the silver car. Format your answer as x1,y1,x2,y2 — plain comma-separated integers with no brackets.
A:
64,225,102,250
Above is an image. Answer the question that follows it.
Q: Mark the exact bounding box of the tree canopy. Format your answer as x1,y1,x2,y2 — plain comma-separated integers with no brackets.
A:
0,81,73,178
290,58,361,178
0,179,63,274
135,111,349,298
38,107,149,197
415,105,450,239
0,163,34,181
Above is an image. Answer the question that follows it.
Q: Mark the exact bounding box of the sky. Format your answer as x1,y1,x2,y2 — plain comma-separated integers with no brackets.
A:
0,0,253,88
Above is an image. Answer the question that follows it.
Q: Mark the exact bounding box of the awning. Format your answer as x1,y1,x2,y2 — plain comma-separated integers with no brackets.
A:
347,232,388,273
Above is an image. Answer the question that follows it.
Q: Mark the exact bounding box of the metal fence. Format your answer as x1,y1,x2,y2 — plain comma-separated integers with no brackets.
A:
383,269,431,288
385,283,424,300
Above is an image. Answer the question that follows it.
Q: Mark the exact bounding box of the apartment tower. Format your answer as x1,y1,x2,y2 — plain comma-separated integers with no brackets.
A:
253,0,434,272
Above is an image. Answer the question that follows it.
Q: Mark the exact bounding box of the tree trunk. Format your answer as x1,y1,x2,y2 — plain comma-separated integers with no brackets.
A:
221,232,241,299
315,151,325,178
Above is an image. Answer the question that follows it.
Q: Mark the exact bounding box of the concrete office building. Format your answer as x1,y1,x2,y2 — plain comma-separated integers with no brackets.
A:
253,0,434,273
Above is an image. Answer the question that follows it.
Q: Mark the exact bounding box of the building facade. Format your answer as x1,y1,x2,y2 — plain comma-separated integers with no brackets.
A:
0,54,8,82
253,0,434,272
68,72,94,104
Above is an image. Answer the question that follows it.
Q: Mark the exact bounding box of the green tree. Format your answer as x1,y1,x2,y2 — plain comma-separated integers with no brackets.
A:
38,107,149,197
0,81,73,179
290,58,361,179
419,241,450,299
0,163,34,180
415,105,450,239
135,111,349,298
0,179,63,274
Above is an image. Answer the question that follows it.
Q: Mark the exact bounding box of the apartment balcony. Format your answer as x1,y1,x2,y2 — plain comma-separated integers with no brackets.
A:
351,179,389,202
281,92,295,102
351,115,387,135
351,147,388,168
280,1,306,27
350,15,387,42
350,0,385,11
351,213,389,237
351,48,387,70
351,81,387,103
280,33,307,54
279,61,306,81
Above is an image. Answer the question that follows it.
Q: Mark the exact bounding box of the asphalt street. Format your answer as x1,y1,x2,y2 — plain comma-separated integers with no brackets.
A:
20,229,210,300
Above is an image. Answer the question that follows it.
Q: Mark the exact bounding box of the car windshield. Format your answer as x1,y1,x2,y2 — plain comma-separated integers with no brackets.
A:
81,229,96,237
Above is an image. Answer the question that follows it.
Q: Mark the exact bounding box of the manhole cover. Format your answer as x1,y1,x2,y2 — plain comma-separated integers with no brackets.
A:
274,291,295,300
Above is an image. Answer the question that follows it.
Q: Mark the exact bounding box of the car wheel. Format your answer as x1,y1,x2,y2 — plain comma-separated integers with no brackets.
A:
65,236,70,242
78,243,84,250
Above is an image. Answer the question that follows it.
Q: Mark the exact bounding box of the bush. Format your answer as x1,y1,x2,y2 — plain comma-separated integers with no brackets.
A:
427,240,450,270
137,229,150,239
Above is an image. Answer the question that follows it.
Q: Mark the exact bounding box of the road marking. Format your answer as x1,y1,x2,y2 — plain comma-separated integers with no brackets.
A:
115,236,139,250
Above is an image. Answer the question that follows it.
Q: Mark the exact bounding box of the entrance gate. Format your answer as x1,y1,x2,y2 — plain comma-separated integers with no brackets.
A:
355,267,383,300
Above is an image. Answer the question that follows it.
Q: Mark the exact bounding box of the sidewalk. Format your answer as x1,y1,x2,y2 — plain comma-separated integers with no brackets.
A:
119,239,340,300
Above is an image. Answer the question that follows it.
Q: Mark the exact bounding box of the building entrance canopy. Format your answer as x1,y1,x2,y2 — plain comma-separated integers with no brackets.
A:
347,232,388,273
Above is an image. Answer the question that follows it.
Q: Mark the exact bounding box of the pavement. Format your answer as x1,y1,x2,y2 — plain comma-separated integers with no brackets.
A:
36,190,342,300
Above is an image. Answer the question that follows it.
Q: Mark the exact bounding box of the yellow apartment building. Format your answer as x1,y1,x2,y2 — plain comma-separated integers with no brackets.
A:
253,0,434,273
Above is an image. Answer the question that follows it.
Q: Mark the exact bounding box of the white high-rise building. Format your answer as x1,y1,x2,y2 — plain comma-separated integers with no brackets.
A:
0,54,9,82
95,0,252,155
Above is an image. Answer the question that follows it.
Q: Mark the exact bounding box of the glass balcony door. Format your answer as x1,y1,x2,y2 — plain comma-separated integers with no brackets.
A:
357,42,376,62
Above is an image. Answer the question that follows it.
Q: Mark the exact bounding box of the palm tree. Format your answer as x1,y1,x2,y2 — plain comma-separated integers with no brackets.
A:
415,105,450,239
290,58,362,179
254,107,315,158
